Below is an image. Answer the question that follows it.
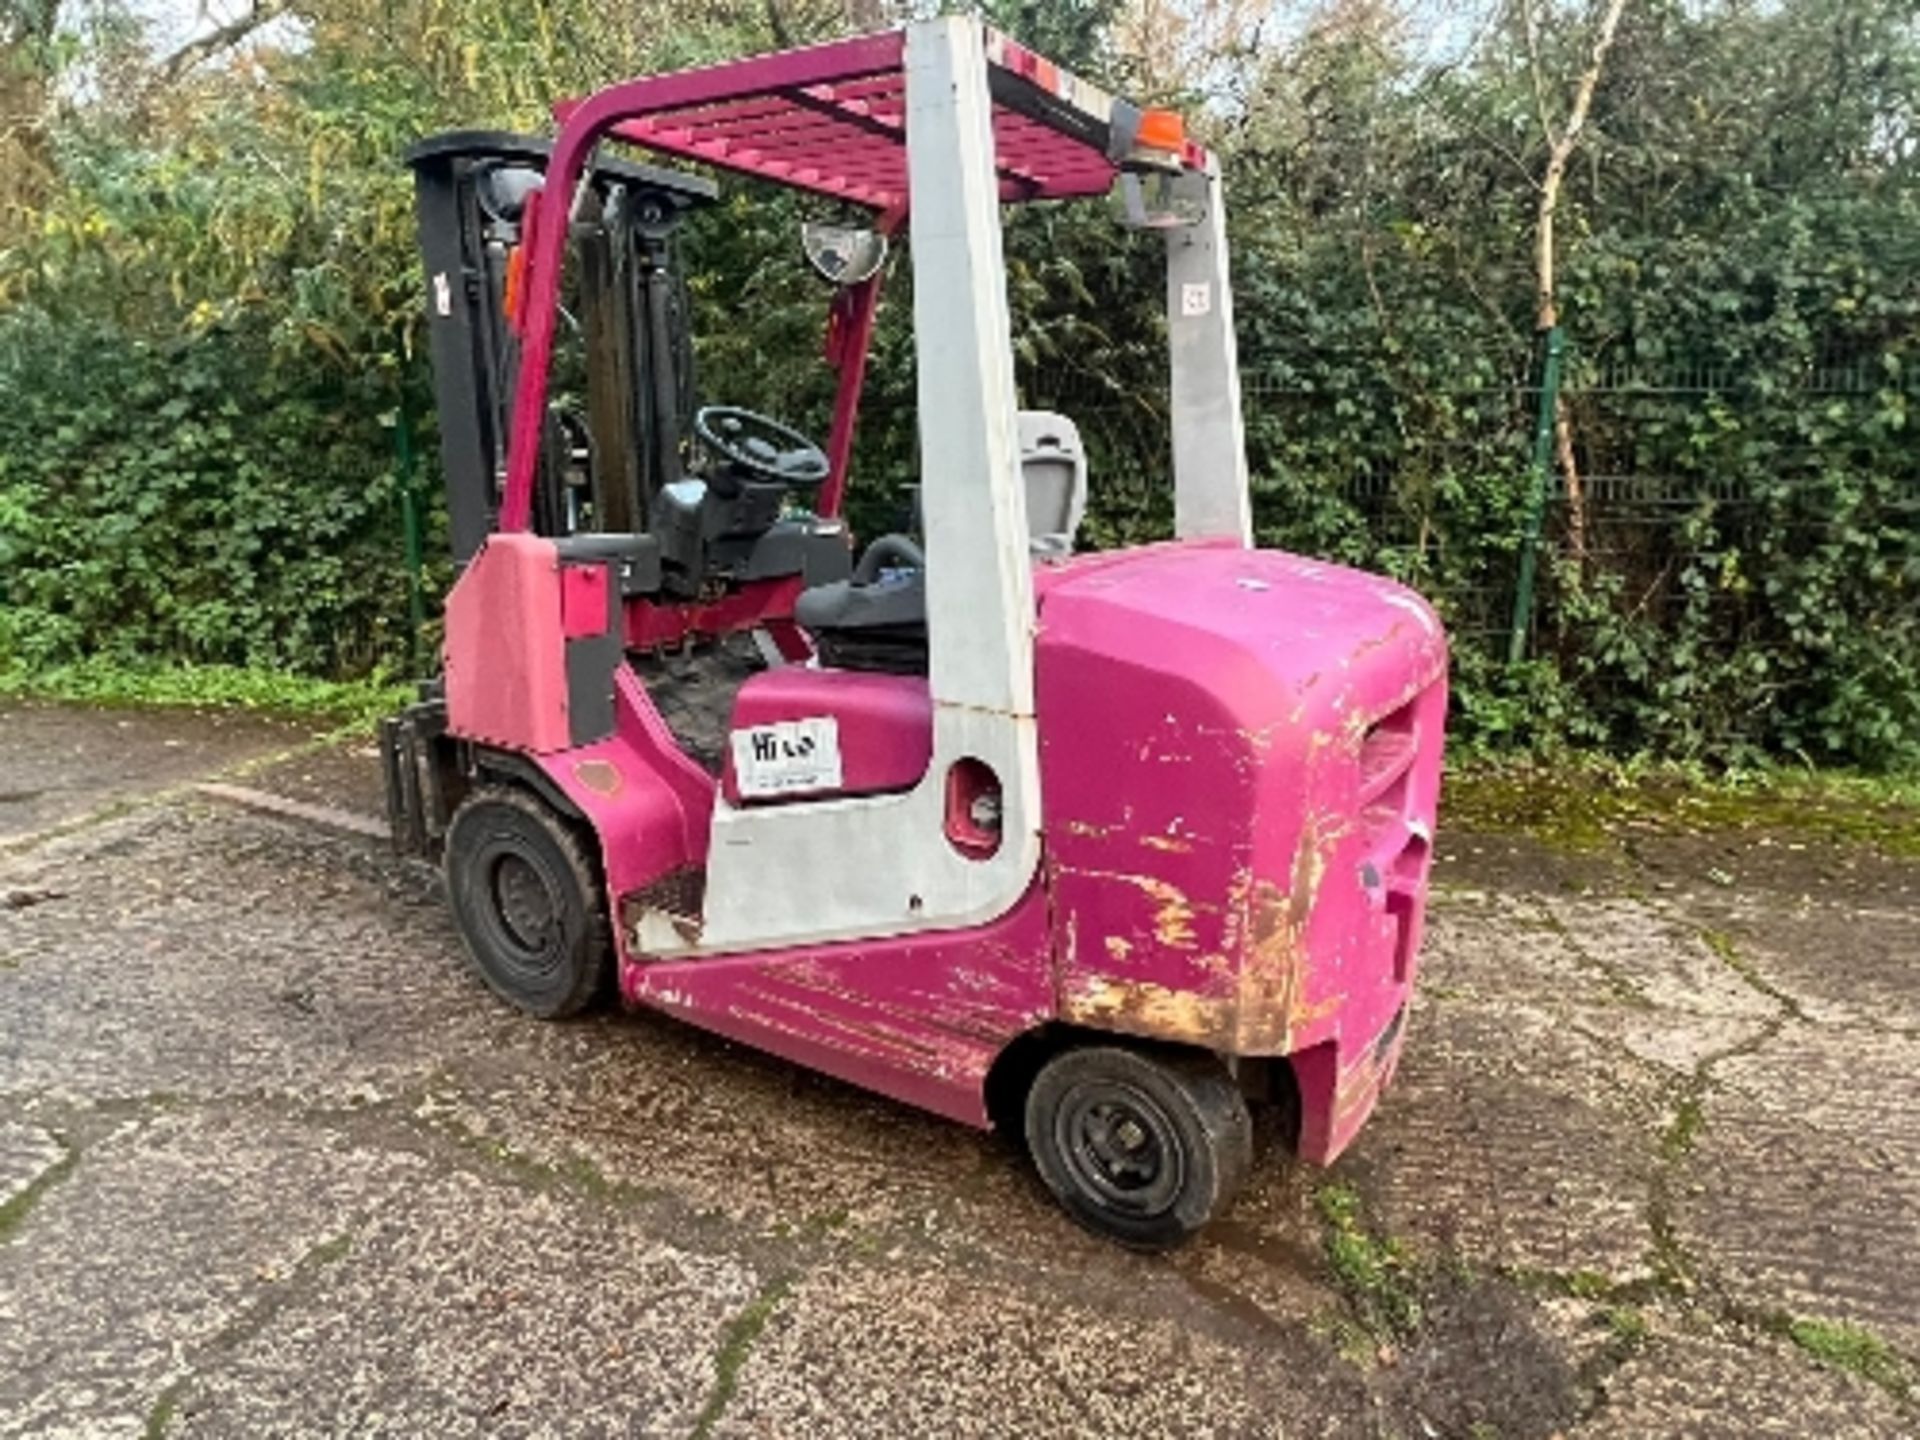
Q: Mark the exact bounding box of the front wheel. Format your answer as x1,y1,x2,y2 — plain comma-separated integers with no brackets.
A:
443,787,610,1019
1024,1046,1253,1251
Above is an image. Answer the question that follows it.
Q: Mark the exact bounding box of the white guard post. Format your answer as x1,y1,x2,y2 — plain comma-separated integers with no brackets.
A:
1166,161,1253,545
639,14,1045,957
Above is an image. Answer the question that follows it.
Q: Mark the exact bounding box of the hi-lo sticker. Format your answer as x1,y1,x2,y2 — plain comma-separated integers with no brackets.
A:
732,717,844,797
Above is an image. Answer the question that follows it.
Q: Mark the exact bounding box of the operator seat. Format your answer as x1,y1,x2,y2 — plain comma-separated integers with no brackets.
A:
795,411,1088,673
1016,411,1088,560
649,474,850,599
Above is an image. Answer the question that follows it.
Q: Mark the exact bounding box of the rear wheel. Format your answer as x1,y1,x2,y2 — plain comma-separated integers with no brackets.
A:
443,786,610,1018
1024,1046,1252,1251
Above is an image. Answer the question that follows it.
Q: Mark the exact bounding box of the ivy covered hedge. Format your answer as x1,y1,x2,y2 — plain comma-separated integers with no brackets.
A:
0,0,1915,770
0,313,414,677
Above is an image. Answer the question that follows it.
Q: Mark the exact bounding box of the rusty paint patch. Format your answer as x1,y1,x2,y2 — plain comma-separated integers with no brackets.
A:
1139,833,1193,854
1103,935,1133,963
1059,975,1234,1047
1056,867,1215,950
573,758,622,795
1235,820,1336,1053
1139,876,1199,950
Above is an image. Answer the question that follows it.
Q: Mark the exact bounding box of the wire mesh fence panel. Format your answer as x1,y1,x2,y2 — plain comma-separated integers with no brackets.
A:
838,342,1916,725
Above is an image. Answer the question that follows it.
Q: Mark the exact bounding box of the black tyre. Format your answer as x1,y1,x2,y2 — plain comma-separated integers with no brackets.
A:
1024,1046,1253,1251
443,786,610,1019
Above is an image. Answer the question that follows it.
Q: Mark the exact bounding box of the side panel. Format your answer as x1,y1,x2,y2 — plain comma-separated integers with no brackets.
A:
443,533,570,753
1039,603,1262,1040
721,669,932,805
625,884,1055,1127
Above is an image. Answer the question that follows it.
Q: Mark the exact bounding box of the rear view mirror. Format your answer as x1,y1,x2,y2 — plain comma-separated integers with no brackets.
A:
802,223,888,285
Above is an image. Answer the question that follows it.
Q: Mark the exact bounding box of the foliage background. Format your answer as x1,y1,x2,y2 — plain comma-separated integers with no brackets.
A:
1,0,1915,769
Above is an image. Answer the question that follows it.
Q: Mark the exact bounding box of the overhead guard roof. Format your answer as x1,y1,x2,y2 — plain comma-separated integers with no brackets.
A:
553,27,1209,213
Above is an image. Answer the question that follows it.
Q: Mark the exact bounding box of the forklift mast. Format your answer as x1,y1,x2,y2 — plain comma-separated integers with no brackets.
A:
404,131,718,562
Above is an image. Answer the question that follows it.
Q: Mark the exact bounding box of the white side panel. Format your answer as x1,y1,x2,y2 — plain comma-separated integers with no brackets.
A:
647,15,1043,958
1167,163,1253,545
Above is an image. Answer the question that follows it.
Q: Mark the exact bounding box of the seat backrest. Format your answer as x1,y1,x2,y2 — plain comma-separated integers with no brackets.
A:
1017,410,1087,558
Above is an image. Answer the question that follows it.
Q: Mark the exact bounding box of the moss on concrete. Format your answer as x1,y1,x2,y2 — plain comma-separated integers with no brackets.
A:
1447,763,1920,860
691,1275,792,1440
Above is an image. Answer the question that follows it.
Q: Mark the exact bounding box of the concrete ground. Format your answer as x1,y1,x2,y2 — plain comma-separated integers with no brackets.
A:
2,698,1915,1438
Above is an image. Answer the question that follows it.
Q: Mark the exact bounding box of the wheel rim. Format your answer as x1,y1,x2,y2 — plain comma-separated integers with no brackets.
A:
1054,1079,1185,1218
491,852,557,951
469,838,569,985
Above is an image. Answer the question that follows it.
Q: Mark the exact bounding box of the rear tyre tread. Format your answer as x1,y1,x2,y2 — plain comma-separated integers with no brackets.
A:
1023,1045,1253,1252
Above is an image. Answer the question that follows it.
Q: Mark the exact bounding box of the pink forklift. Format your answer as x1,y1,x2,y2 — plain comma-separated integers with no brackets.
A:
381,17,1448,1248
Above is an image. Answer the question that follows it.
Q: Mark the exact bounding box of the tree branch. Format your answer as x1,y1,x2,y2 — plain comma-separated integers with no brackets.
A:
1532,0,1631,565
1535,0,1629,330
1522,0,1557,154
157,0,291,83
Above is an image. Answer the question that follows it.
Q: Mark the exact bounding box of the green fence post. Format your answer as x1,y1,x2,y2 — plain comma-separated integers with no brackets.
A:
395,403,425,674
1508,324,1566,664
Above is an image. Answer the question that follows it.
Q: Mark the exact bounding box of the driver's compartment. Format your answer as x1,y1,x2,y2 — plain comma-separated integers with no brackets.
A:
701,409,1089,809
627,407,1088,811
646,405,851,600
789,408,1087,675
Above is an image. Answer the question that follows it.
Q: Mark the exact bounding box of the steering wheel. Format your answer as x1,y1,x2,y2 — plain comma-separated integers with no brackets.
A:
695,405,829,486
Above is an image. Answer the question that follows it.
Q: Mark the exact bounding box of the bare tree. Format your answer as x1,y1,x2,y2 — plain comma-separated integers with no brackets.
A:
1523,0,1629,562
156,0,292,82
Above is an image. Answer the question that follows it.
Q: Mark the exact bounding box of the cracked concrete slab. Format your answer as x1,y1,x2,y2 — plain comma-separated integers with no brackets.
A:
1352,999,1665,1280
1671,1034,1920,1357
172,1170,758,1438
1569,1319,1910,1437
0,1106,433,1437
0,804,507,1108
4,706,1918,1436
712,1257,1361,1438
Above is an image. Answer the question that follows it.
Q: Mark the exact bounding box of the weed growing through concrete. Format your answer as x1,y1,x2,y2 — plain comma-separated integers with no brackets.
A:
142,1378,186,1440
1779,1316,1913,1402
1659,1091,1706,1162
1316,1182,1423,1338
1697,927,1807,1020
1602,1304,1649,1350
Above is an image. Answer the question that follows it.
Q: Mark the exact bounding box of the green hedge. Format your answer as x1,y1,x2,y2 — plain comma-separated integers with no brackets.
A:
0,313,410,678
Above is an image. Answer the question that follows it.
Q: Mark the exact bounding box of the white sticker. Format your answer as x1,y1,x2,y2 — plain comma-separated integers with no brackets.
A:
432,271,453,318
731,717,843,798
1181,281,1212,317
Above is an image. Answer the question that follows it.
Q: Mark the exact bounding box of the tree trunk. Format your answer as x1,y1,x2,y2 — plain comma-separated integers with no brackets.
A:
1528,0,1630,564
